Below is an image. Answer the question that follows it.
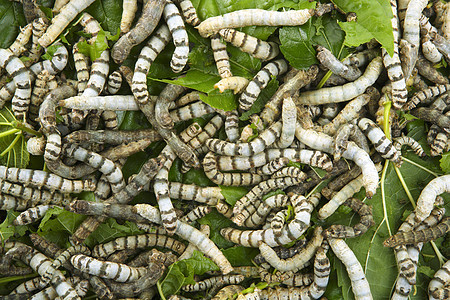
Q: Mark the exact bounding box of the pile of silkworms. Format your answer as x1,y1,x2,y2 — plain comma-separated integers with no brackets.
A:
0,0,449,299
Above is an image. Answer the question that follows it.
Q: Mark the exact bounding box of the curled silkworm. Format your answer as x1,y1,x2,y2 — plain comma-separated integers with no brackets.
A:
196,8,314,37
219,28,279,61
394,135,426,157
182,275,245,292
328,238,373,300
317,45,361,81
211,34,232,78
296,56,383,105
112,0,165,63
405,84,450,110
239,59,288,112
81,50,109,98
164,1,189,72
323,197,375,238
214,76,249,94
255,157,290,175
120,0,138,34
106,70,122,94
422,36,443,63
38,0,97,47
430,132,449,157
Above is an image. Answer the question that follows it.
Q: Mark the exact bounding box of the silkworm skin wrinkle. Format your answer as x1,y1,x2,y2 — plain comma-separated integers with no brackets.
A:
239,59,288,112
219,28,279,61
422,38,442,63
169,101,215,123
132,25,171,104
112,0,165,64
73,38,90,94
211,34,232,78
206,121,282,156
405,84,450,110
70,254,147,282
196,8,314,37
357,118,402,165
221,194,319,247
60,95,140,110
38,0,96,47
225,110,240,142
0,49,31,120
428,260,450,300
394,136,425,157
120,0,138,34
107,70,122,94
414,175,450,223
13,205,53,225
328,238,373,300
182,275,245,292
8,23,32,56
296,56,383,105
214,76,249,94
164,1,189,72
82,49,109,97
273,95,296,148
0,166,95,193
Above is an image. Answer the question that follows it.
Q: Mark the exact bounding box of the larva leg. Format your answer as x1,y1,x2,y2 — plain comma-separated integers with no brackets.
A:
112,0,165,64
163,1,189,73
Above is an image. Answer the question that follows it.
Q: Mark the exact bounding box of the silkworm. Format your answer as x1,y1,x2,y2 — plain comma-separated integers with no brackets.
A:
257,226,323,272
405,84,450,110
70,254,147,283
59,95,141,111
64,129,161,145
295,126,379,197
272,95,296,148
211,34,232,78
176,0,200,26
181,206,212,223
357,118,402,165
223,110,240,142
255,157,289,175
72,38,90,94
120,0,138,34
106,70,122,95
182,275,245,292
28,70,52,125
8,23,32,56
296,56,383,105
0,166,95,193
13,205,55,226
0,49,31,120
168,181,224,204
258,268,293,284
241,194,290,228
297,246,330,299
239,59,288,112
81,51,109,98
428,260,450,300
112,0,165,64
430,132,448,156
422,36,443,63
328,238,372,300
341,48,380,69
170,101,215,124
416,56,449,85
0,193,29,211
38,0,96,47
219,28,279,61
384,216,450,247
163,1,189,73
30,43,69,79
212,285,245,300
25,18,47,67
323,197,375,238
64,144,125,193
10,277,42,294
317,45,361,81
321,94,370,136
214,76,249,94
410,108,450,132
394,135,426,157
221,194,319,247
196,8,314,37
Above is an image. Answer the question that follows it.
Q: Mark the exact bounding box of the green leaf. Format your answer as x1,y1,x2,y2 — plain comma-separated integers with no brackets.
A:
417,266,435,278
85,0,122,34
222,246,259,266
0,106,29,168
0,0,26,49
220,186,249,206
279,14,347,70
331,0,394,56
84,218,144,248
41,43,63,60
198,210,235,249
440,152,450,173
76,29,109,61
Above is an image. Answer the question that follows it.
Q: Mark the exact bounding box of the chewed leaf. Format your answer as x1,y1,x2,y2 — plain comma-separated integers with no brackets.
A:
77,29,109,61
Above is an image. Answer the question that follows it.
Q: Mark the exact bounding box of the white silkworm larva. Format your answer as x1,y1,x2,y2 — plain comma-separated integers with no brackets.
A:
170,101,215,123
296,57,383,105
182,275,245,292
357,118,402,165
328,238,373,300
177,224,210,260
59,95,140,110
196,8,314,37
81,50,109,97
394,135,425,157
176,0,200,26
224,110,240,142
71,254,147,282
163,1,189,73
414,175,450,223
317,45,361,81
422,37,443,63
239,59,288,112
13,205,55,225
29,43,69,77
211,34,232,78
430,132,448,156
120,0,138,34
132,25,171,104
28,70,51,123
168,181,224,204
0,166,95,193
219,28,279,61
8,23,32,56
25,18,47,67
299,246,330,299
272,95,296,148
405,84,450,110
255,157,290,175
53,0,70,13
38,0,97,47
214,76,249,94
428,260,450,300
0,49,31,120
106,70,122,95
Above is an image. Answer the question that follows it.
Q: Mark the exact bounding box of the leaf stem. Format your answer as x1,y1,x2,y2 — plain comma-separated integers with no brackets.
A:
0,122,12,126
402,157,441,177
0,272,38,284
393,165,416,209
11,120,42,137
0,128,20,138
1,133,21,157
383,100,392,139
157,280,166,300
316,70,332,89
430,241,446,266
381,160,392,236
